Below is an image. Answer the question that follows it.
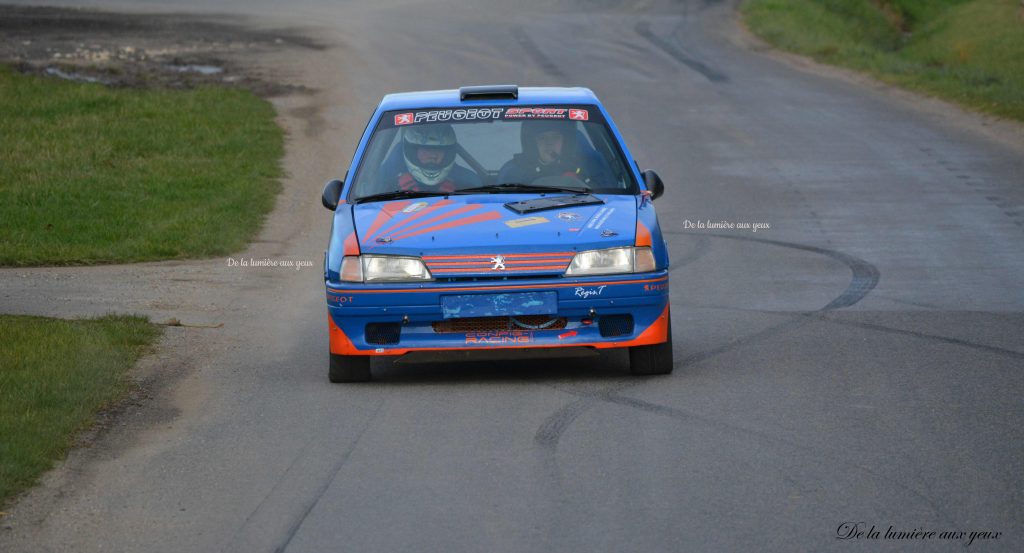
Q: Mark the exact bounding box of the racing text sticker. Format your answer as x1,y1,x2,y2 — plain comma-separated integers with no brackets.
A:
465,330,533,344
398,108,506,125
385,107,601,128
505,108,568,119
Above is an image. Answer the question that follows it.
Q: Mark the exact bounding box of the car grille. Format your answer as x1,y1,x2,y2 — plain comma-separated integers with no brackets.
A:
423,252,573,278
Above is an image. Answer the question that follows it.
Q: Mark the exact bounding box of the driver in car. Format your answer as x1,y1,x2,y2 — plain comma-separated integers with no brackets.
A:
497,119,614,187
378,123,481,193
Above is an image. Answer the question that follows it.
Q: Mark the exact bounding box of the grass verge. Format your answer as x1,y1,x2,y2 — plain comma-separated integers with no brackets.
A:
0,315,161,504
0,65,284,266
742,0,1024,121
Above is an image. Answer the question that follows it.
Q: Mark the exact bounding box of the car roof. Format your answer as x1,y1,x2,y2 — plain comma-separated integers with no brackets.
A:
378,86,600,111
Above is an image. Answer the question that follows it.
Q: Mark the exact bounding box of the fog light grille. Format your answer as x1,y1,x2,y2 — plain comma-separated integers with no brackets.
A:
598,315,634,337
366,323,401,345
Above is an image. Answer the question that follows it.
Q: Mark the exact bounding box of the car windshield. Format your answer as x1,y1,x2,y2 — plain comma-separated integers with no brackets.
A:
349,105,638,202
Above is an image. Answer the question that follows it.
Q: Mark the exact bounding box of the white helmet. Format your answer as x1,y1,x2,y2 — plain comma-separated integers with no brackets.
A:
402,124,457,186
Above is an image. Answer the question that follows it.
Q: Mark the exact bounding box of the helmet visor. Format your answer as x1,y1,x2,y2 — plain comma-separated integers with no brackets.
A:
404,142,456,171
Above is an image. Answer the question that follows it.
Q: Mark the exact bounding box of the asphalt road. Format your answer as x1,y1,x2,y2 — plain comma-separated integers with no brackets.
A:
2,0,1023,552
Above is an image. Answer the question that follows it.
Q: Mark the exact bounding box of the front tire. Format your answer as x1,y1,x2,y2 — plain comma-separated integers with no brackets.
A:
628,316,674,376
329,353,371,383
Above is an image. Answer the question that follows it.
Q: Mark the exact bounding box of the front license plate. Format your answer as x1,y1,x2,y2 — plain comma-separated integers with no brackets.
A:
441,291,557,319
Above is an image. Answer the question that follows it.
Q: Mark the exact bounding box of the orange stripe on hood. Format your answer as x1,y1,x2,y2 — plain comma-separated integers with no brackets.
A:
392,210,503,240
370,199,455,241
343,232,360,255
390,205,483,239
361,201,411,243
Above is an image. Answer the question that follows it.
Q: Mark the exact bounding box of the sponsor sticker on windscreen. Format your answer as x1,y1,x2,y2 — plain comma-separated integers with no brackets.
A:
379,106,603,128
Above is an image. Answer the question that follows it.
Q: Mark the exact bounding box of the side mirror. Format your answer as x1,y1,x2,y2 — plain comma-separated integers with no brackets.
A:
321,179,343,211
643,170,664,201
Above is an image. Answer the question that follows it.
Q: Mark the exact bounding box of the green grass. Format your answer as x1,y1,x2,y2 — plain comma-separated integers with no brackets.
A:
742,0,1024,121
0,315,161,503
0,66,284,266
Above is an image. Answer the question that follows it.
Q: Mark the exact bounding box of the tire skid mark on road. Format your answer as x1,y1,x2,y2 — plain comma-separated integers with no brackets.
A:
635,21,729,83
670,301,796,313
868,293,945,311
819,316,1024,360
533,395,595,490
530,384,629,553
535,381,637,452
668,232,712,273
537,312,808,432
666,231,882,312
530,233,960,525
220,432,322,553
541,379,958,526
531,233,883,496
512,26,565,79
270,399,385,553
676,313,812,369
534,397,594,450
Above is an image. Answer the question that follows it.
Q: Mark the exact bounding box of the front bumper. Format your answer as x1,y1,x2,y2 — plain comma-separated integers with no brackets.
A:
325,271,669,357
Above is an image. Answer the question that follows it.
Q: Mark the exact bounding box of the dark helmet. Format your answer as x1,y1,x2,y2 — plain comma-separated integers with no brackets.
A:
402,123,457,186
520,119,577,165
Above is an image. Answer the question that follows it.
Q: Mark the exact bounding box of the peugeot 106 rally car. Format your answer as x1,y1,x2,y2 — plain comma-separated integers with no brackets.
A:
321,85,671,382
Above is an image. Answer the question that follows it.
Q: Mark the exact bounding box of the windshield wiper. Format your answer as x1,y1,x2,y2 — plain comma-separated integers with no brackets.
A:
454,183,589,195
352,190,450,204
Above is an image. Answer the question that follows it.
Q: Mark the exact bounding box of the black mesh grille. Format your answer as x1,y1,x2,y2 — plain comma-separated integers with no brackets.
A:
366,323,401,345
598,315,634,337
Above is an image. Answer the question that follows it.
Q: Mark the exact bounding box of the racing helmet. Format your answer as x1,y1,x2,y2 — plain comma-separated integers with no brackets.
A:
520,119,577,165
402,123,457,186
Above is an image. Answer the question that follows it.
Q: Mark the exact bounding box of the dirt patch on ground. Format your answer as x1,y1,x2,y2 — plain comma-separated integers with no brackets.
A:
0,4,324,96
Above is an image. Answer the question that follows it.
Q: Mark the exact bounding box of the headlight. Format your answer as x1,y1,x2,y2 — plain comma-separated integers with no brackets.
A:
565,247,656,276
340,255,432,282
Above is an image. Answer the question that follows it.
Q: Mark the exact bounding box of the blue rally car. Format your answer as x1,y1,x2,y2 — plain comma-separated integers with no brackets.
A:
321,85,671,382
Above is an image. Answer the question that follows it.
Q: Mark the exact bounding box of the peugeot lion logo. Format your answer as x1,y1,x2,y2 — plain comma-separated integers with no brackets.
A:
490,255,506,270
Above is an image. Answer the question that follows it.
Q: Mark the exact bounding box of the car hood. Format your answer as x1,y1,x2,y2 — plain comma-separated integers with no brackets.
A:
352,194,637,278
